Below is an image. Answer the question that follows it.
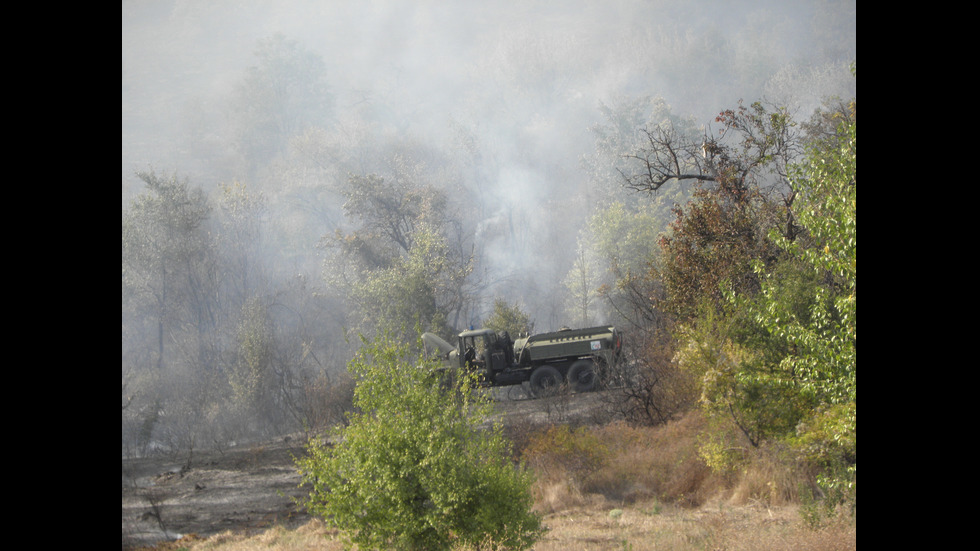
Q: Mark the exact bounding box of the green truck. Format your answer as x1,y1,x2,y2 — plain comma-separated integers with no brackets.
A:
423,325,623,396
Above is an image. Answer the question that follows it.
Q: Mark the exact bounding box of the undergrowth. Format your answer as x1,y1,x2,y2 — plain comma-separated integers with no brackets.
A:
520,409,854,525
129,409,855,550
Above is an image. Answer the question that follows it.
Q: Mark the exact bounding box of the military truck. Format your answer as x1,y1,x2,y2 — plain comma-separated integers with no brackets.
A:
423,325,623,396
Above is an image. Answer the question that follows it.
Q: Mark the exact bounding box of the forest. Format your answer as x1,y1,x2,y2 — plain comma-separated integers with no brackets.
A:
122,0,855,532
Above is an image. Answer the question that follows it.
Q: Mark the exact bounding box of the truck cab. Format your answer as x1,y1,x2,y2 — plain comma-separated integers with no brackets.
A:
457,328,515,378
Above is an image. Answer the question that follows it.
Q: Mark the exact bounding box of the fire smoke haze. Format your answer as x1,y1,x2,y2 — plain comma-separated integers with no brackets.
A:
122,0,856,329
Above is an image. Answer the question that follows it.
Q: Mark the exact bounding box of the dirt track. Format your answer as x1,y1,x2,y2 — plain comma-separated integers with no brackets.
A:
122,388,606,549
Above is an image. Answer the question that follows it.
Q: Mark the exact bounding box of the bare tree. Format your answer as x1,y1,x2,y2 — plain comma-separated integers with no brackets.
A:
600,330,696,427
617,100,803,232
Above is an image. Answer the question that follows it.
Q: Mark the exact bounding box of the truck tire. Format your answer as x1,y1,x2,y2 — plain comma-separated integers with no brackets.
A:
529,365,562,396
567,360,597,392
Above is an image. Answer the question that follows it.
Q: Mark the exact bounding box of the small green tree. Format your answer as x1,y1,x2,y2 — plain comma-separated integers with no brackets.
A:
296,335,542,550
229,297,276,430
483,299,534,337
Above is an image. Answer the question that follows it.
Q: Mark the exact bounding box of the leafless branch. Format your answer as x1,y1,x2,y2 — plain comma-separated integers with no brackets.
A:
617,125,715,193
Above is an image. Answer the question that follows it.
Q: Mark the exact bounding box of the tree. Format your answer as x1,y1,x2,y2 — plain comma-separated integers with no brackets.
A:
482,298,534,337
619,99,800,198
670,90,855,503
228,297,276,432
583,96,698,207
323,168,473,341
658,183,784,320
562,231,603,327
337,225,471,344
750,95,856,479
122,170,215,371
337,173,446,261
587,201,671,332
215,181,267,310
297,335,542,550
230,33,333,173
630,100,804,321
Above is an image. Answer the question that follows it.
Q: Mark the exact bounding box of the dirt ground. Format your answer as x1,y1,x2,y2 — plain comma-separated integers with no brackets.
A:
122,387,601,549
122,433,312,548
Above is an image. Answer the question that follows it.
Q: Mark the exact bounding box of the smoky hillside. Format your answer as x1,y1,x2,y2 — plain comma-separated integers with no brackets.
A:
121,0,856,456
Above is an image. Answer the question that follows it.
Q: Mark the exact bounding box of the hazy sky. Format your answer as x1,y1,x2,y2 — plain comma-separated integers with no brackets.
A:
122,0,855,190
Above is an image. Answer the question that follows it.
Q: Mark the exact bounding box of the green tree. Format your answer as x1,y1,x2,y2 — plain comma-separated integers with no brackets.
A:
672,90,855,504
482,298,534,337
337,172,447,261
562,231,603,327
323,169,473,340
587,201,671,332
229,297,276,431
750,96,856,480
297,335,542,550
343,225,471,344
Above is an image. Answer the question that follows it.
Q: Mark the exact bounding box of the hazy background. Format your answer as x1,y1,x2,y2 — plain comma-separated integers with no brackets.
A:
122,0,856,457
122,0,855,330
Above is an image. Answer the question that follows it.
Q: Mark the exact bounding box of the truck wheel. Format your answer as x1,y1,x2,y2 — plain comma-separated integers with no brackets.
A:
529,365,562,397
567,360,597,392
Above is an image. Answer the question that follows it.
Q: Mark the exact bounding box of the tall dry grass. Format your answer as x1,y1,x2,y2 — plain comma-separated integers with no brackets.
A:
522,409,836,514
522,412,724,514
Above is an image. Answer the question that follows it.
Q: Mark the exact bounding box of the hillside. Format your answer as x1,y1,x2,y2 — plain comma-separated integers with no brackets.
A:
122,391,856,550
122,389,581,547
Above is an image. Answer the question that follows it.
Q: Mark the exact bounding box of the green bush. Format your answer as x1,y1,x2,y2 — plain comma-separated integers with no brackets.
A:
296,335,542,550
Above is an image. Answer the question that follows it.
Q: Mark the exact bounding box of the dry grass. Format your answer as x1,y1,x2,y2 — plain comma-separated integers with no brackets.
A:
141,503,854,551
139,519,346,550
534,501,854,551
524,412,726,514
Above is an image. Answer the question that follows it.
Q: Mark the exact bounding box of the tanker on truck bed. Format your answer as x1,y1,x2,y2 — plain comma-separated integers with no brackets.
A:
423,325,623,396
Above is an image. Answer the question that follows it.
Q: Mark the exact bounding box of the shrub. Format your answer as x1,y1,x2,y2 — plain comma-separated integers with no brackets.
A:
295,335,542,550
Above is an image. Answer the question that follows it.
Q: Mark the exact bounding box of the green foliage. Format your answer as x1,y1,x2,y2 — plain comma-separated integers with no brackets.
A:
674,303,810,449
346,225,469,343
296,335,542,550
483,299,534,337
324,170,471,342
562,232,604,327
589,202,669,276
663,90,855,507
229,297,275,421
564,199,682,330
748,99,856,483
340,173,448,258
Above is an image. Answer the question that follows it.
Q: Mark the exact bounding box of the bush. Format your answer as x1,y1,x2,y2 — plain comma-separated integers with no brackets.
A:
295,335,542,550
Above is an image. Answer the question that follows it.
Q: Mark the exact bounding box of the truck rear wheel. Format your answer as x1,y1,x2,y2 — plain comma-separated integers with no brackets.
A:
529,365,562,397
567,360,597,392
